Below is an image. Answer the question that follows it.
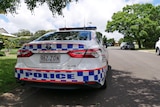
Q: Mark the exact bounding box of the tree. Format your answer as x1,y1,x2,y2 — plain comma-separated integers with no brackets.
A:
0,39,4,50
118,38,124,44
106,3,159,48
13,29,33,37
0,0,78,15
107,38,115,46
103,36,107,45
96,32,103,43
30,30,48,41
4,39,17,51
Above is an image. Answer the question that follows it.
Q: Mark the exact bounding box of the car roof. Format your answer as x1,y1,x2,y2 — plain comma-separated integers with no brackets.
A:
59,26,97,31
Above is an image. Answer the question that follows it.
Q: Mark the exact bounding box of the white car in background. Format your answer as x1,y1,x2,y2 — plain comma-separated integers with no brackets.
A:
15,27,109,89
155,37,160,55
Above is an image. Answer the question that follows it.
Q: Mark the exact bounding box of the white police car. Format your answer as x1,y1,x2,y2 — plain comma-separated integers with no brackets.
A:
15,27,109,89
155,37,160,55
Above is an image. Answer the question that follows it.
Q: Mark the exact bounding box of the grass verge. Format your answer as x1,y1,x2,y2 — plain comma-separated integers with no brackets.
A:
0,54,19,94
135,48,155,53
0,51,5,56
9,49,18,54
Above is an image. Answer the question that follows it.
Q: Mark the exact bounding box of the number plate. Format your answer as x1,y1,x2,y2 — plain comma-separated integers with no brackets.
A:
40,54,60,63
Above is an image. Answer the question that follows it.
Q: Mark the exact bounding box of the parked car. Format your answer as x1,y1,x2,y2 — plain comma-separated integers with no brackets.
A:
15,27,109,89
120,42,135,50
155,37,160,55
107,43,114,47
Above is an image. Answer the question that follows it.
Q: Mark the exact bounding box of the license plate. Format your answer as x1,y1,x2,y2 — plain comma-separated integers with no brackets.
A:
40,54,60,63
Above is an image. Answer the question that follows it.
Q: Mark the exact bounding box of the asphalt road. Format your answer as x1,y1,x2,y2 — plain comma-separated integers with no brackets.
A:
0,47,160,107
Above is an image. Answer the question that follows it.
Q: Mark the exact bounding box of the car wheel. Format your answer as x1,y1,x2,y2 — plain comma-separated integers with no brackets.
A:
100,65,112,89
121,47,125,50
107,66,112,87
156,48,160,55
100,78,107,89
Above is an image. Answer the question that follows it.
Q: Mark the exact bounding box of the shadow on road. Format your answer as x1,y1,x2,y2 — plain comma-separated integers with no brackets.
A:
0,69,160,107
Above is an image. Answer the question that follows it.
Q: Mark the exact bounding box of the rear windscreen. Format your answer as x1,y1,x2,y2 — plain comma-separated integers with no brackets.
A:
36,31,91,41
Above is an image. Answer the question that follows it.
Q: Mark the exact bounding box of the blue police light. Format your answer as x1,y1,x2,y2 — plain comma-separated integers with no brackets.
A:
59,26,97,31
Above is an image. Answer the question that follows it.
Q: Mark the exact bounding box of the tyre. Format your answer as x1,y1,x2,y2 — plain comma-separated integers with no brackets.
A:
121,46,125,50
107,66,112,87
100,78,107,89
100,65,112,89
156,48,160,56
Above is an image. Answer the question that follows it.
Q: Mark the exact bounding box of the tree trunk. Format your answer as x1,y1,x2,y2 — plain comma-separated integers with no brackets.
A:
137,40,141,49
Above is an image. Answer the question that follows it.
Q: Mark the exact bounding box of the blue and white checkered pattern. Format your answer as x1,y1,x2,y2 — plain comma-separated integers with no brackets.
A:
15,68,106,85
22,44,86,51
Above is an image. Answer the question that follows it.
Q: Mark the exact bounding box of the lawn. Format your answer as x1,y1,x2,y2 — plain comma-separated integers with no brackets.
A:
0,50,19,94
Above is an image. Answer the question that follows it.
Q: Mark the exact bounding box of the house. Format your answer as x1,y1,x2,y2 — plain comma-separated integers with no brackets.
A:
0,28,17,38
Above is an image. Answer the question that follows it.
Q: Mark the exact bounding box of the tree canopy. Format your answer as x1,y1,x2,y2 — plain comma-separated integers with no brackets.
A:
106,3,160,48
0,0,78,15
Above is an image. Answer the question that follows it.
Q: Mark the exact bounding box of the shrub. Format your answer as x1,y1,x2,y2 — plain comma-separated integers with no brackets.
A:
0,51,5,56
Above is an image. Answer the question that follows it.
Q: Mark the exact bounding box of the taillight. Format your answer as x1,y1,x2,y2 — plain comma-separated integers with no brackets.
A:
17,50,33,57
68,49,99,58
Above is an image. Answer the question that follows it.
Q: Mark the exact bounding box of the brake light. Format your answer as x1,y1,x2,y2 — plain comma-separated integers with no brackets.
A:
68,49,99,58
17,50,33,57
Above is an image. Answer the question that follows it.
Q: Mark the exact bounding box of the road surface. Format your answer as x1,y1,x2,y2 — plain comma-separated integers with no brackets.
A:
0,47,160,107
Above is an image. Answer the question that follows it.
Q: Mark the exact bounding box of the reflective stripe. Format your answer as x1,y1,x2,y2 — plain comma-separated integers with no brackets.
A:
15,66,107,84
22,44,86,51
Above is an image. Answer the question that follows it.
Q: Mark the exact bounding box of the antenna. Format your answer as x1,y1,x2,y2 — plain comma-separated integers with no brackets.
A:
65,19,66,28
84,17,85,27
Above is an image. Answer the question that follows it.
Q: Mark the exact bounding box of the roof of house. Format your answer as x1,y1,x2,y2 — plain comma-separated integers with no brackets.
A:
0,28,8,34
0,28,17,38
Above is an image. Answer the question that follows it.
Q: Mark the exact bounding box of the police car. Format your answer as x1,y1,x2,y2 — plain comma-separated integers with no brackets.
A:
15,27,109,89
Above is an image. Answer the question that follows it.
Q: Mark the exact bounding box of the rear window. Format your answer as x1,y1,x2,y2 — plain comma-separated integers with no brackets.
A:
36,31,91,41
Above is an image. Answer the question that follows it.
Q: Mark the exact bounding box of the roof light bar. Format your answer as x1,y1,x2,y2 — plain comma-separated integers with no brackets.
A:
59,27,97,31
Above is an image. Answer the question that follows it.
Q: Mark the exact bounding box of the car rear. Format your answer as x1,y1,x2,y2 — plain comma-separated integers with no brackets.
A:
15,27,108,89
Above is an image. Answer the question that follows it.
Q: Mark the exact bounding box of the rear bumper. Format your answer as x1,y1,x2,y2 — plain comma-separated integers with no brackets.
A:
15,66,107,89
16,79,102,89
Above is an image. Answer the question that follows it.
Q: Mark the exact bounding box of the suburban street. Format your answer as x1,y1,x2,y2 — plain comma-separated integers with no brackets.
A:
0,47,160,107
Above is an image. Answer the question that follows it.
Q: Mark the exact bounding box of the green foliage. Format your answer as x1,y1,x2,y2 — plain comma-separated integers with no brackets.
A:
143,40,155,48
30,30,49,41
96,32,102,39
0,0,78,15
103,36,107,44
107,38,115,44
106,3,160,49
0,0,20,14
118,36,134,44
0,42,4,50
96,32,103,43
123,36,134,42
3,30,52,48
13,29,33,37
18,38,31,46
4,39,17,51
118,38,124,44
0,51,5,56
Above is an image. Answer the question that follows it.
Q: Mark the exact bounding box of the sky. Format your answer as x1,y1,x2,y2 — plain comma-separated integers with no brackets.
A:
0,0,159,41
